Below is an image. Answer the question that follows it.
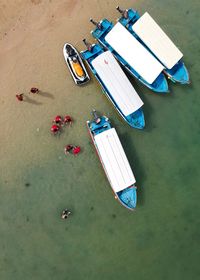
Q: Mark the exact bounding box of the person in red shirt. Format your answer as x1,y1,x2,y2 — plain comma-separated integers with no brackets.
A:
72,146,81,156
64,115,73,127
51,124,60,135
16,93,24,101
53,115,63,124
64,144,74,155
30,87,39,94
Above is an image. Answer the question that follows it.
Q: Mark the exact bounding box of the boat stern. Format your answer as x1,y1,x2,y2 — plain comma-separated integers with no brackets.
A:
117,8,140,28
91,19,113,40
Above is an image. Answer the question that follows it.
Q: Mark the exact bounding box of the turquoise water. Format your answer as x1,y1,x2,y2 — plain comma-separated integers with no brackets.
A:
0,0,200,279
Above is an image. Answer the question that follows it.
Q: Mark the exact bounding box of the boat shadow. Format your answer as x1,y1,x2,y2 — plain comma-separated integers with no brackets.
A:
139,92,155,132
24,96,43,105
118,131,146,207
124,71,156,132
126,70,173,132
39,91,55,99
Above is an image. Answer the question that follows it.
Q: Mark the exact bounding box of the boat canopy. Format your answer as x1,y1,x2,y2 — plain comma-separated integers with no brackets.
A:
105,22,164,84
132,12,183,69
94,128,136,192
91,51,143,116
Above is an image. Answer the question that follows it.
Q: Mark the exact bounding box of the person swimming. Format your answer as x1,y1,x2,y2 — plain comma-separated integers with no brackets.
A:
53,115,63,124
64,115,73,126
51,124,60,135
72,146,81,156
64,144,74,155
61,209,71,219
16,93,24,101
30,87,39,94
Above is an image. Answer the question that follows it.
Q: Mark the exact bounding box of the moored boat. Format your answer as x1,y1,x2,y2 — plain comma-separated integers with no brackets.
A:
90,18,169,93
87,110,137,210
63,43,90,85
116,7,190,84
81,41,145,129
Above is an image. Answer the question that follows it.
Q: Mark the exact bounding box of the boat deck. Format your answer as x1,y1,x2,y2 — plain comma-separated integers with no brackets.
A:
91,50,143,116
105,22,164,84
94,128,136,193
132,12,183,69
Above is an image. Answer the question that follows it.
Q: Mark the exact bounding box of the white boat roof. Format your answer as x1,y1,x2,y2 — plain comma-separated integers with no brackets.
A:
132,12,183,69
105,22,164,84
94,128,136,192
91,51,143,116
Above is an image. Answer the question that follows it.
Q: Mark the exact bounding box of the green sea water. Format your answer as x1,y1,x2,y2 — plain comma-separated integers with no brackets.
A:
0,0,200,279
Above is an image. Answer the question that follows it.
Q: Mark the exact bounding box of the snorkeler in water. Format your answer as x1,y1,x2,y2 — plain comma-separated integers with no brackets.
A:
61,209,71,219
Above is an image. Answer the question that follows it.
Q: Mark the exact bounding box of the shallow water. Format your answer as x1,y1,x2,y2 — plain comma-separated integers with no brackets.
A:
0,0,200,279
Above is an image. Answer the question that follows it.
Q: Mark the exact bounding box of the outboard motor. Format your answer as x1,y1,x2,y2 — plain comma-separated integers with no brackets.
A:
116,6,129,19
83,39,93,52
90,18,102,30
91,109,101,124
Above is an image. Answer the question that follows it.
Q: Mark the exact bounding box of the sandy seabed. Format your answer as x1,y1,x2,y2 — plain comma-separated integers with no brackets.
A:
0,1,200,280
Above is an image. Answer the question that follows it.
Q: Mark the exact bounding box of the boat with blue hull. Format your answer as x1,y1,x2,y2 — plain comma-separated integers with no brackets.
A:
90,18,169,93
116,7,190,84
87,110,137,210
81,41,145,129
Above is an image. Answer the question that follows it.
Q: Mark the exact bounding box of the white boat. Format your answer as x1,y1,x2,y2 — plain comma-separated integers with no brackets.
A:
105,22,165,85
116,8,190,84
87,112,137,210
81,44,145,129
90,18,169,92
132,12,183,70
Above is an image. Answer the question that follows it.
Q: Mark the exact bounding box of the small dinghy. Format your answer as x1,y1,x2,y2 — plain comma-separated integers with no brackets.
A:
87,110,138,210
63,43,90,85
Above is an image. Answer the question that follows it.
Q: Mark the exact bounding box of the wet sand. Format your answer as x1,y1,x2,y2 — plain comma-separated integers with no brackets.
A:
0,0,200,279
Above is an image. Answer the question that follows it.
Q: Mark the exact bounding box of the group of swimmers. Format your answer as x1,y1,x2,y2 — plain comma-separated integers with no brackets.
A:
51,115,72,134
51,115,81,156
16,87,39,101
16,87,78,219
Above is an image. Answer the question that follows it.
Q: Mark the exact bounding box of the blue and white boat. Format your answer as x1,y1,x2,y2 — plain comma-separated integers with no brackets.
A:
116,7,190,84
81,41,145,129
90,18,169,93
87,110,137,210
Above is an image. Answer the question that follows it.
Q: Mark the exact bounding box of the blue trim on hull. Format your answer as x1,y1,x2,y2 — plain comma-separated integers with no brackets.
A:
88,115,111,136
81,44,145,129
117,186,137,210
118,9,190,84
91,19,169,93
